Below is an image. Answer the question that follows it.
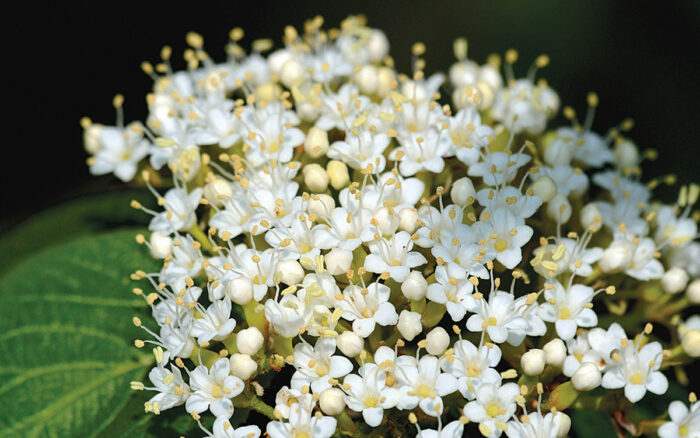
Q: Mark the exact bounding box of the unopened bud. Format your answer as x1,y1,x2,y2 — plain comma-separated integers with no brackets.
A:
303,163,329,193
451,177,476,206
337,331,364,357
681,329,700,357
687,279,700,304
236,327,264,355
226,276,255,305
661,267,689,294
327,160,350,190
425,327,450,355
521,349,546,376
304,126,330,158
149,231,173,259
543,338,567,367
571,362,601,391
325,248,353,276
319,388,346,415
278,259,305,286
401,271,428,300
532,176,557,203
230,353,258,380
397,310,422,341
547,194,572,223
398,208,420,233
580,203,602,232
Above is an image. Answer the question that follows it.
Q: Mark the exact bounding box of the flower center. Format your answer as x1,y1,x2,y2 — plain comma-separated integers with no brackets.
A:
211,385,224,398
364,396,378,408
299,242,312,253
417,384,431,398
629,372,644,385
488,316,498,326
487,403,502,418
467,364,481,378
295,433,310,438
679,425,689,436
559,307,571,320
494,239,508,252
253,274,267,285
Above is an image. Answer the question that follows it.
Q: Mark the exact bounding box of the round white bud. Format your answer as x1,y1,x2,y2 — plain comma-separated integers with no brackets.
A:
368,30,389,62
686,279,700,304
425,327,450,356
376,67,395,97
325,248,353,276
337,331,364,357
327,160,350,190
304,126,329,158
278,259,305,286
531,176,557,203
599,245,632,273
544,138,575,166
681,329,700,357
401,271,428,301
279,59,305,88
319,388,346,416
397,310,423,342
542,338,567,367
226,276,254,305
268,49,293,76
374,207,400,236
229,353,258,380
203,177,233,207
297,100,321,121
571,362,601,391
547,194,572,223
398,208,420,233
555,412,571,437
355,64,378,95
303,163,329,193
521,349,546,376
307,194,335,219
149,231,173,259
614,139,639,170
451,177,476,207
254,83,281,103
580,203,603,232
83,124,103,154
236,327,264,355
662,267,689,294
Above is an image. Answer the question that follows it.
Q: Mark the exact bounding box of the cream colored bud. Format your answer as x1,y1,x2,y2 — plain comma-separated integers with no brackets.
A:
681,329,700,357
686,279,700,304
230,353,258,380
149,231,173,259
307,194,335,219
532,176,557,203
203,178,233,207
662,267,689,294
278,259,305,286
236,327,264,355
543,338,567,367
374,207,400,236
303,163,329,192
547,194,572,223
397,310,422,341
368,30,390,62
521,349,546,376
571,362,601,391
376,67,395,98
544,138,575,166
555,412,571,437
268,49,293,75
355,64,379,95
599,245,632,273
319,388,346,415
451,177,475,206
280,59,305,88
426,327,450,355
398,208,420,233
325,248,353,276
401,270,428,300
83,124,103,154
337,331,364,357
226,276,254,305
615,139,639,170
304,126,329,158
580,203,603,232
327,160,350,190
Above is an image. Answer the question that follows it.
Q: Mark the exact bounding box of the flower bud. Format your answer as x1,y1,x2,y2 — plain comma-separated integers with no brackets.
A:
451,177,476,207
544,138,575,166
327,160,350,190
614,139,639,170
325,248,353,276
376,67,395,98
307,194,335,219
531,176,557,203
230,353,258,380
149,231,173,259
374,207,400,236
268,49,293,75
304,126,329,158
280,59,305,87
681,329,700,357
226,276,254,305
278,259,305,286
355,64,378,95
555,412,571,437
397,310,422,342
337,331,364,357
303,163,329,193
521,349,546,376
686,279,700,304
203,177,233,207
661,267,689,294
254,83,281,103
599,245,632,273
368,30,389,62
319,388,346,416
425,327,450,355
571,362,601,391
580,203,603,232
401,271,428,300
236,327,264,355
83,124,103,154
398,208,420,233
547,194,572,223
543,338,567,366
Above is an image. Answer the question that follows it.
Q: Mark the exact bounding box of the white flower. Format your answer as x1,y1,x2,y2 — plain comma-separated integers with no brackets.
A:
600,339,668,402
264,294,307,338
463,380,520,437
145,364,190,412
290,337,353,394
337,282,398,337
416,420,466,438
149,187,203,234
538,282,598,340
478,208,534,269
441,339,502,400
88,124,150,182
186,358,244,418
343,363,400,427
312,207,373,251
327,130,390,173
475,186,542,220
266,402,337,438
505,410,563,438
599,232,664,280
316,83,371,131
658,400,700,438
492,79,559,134
655,205,698,248
191,297,237,345
274,386,313,419
426,264,474,321
531,237,603,279
468,151,531,187
212,418,261,438
395,354,458,416
364,231,427,281
537,165,589,198
448,107,494,165
390,128,451,176
465,291,529,345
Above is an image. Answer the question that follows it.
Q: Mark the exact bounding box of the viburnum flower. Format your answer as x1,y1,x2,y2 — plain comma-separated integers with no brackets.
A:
426,264,474,321
364,230,427,281
266,402,337,438
538,282,598,340
186,358,244,419
342,362,400,427
440,339,502,400
463,379,520,438
395,353,458,416
658,399,700,438
337,282,399,337
466,290,530,345
290,337,353,394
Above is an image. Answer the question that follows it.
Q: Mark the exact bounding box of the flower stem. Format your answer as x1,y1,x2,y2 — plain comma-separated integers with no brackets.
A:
187,224,214,253
248,395,277,420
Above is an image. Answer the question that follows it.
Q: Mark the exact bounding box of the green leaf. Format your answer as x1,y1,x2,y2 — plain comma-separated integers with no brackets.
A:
0,229,158,437
0,190,154,274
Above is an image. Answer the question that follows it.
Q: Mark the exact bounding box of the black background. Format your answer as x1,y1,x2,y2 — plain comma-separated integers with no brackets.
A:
2,0,699,229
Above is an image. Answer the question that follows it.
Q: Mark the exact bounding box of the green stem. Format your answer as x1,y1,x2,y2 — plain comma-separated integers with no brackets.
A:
243,300,267,332
249,395,277,420
187,225,214,253
337,411,358,434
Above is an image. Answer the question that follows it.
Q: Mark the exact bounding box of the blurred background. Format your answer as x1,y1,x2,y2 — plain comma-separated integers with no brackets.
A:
2,0,699,229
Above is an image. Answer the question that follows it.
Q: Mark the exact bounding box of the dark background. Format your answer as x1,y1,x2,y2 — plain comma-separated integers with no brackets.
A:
2,0,699,229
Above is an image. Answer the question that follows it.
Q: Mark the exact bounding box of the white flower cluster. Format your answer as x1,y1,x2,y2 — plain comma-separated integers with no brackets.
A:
85,15,700,438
